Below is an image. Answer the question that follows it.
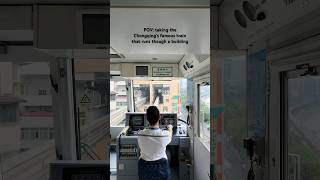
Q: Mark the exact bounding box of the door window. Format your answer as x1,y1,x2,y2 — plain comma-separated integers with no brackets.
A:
287,74,320,180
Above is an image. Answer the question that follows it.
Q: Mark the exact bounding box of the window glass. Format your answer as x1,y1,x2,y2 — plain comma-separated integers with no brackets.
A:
74,60,109,161
110,80,128,126
133,83,150,112
0,62,55,179
199,83,210,146
221,55,249,180
132,79,187,117
288,76,320,180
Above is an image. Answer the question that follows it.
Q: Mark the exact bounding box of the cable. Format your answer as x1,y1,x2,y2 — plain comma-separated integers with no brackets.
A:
247,159,255,180
178,119,188,124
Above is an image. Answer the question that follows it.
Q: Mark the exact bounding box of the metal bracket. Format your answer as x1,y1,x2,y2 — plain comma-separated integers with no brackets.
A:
296,63,318,76
50,75,59,93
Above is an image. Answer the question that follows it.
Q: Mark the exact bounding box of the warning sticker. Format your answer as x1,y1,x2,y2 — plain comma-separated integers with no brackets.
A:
80,94,91,104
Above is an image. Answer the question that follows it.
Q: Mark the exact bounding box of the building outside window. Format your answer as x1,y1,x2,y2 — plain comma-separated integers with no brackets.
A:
110,80,128,126
199,83,210,147
133,79,187,115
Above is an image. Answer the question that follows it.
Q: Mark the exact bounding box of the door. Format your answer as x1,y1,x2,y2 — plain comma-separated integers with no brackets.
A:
282,65,320,180
73,59,110,161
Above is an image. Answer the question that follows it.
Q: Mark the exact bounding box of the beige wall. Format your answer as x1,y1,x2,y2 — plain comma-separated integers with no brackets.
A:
74,60,109,73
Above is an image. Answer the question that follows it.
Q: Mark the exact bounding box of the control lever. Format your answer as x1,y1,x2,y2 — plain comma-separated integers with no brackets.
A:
186,104,192,125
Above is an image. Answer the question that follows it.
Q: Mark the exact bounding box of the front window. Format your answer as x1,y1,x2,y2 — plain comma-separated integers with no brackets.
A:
199,83,210,147
132,79,187,115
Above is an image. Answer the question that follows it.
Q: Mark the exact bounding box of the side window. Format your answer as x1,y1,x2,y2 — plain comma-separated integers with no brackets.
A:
0,62,56,179
110,80,128,126
198,81,210,148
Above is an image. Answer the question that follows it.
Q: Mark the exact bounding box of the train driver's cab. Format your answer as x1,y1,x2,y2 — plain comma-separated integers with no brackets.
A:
109,54,211,180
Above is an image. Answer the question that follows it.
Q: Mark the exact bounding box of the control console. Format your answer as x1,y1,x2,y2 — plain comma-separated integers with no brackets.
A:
117,112,190,180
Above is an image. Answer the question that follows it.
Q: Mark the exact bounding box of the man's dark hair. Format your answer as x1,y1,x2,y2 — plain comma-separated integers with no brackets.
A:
146,106,160,126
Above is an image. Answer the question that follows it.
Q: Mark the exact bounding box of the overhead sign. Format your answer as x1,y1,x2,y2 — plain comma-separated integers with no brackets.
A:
152,67,173,77
110,8,210,54
131,27,189,45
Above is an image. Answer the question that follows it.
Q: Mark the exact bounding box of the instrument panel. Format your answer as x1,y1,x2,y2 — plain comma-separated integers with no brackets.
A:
160,113,178,127
126,112,178,128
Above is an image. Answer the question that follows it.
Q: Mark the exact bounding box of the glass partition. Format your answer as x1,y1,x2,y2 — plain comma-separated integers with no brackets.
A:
0,62,55,179
73,60,109,161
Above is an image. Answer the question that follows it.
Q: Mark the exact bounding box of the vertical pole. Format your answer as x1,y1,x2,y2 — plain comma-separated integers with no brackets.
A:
50,58,77,160
211,3,220,180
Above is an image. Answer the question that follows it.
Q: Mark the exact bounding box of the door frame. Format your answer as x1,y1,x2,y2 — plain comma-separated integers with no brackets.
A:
280,66,320,180
193,73,210,139
268,35,320,180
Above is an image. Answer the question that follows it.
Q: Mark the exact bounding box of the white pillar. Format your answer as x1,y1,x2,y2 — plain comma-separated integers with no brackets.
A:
50,58,77,160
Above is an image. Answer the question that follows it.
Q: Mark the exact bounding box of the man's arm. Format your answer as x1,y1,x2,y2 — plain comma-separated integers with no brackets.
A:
167,124,173,137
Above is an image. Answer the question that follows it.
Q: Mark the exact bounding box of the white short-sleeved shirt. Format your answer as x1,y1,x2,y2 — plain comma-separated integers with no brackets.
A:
137,128,172,161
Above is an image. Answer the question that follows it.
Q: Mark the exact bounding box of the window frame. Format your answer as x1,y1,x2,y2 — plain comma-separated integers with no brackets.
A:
193,74,210,149
110,77,130,127
280,66,320,180
131,79,185,113
268,35,320,180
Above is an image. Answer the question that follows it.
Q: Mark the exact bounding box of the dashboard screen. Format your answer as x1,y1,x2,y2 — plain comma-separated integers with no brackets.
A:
160,114,177,126
129,114,145,126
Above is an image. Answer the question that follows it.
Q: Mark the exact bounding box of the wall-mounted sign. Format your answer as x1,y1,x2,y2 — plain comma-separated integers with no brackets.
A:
111,8,210,54
152,67,173,77
131,27,189,46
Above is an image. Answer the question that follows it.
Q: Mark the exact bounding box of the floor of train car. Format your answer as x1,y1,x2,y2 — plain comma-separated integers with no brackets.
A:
110,146,179,180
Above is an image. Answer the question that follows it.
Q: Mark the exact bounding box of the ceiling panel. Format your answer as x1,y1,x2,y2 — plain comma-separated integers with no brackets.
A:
111,0,209,7
0,0,108,4
110,54,184,63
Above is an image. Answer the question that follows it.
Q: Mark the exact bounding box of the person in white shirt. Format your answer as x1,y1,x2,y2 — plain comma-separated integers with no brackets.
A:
137,106,173,180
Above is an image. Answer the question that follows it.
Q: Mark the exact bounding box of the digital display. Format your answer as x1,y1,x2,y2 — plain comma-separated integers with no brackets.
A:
83,14,109,44
136,66,148,76
160,114,177,127
129,115,145,126
161,115,175,126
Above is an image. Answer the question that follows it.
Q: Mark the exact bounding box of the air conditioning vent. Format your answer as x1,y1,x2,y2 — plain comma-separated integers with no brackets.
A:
110,47,125,59
194,54,210,63
284,0,297,6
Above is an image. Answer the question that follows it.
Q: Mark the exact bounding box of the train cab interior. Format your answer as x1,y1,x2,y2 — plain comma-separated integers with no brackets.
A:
109,55,211,180
0,0,320,180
